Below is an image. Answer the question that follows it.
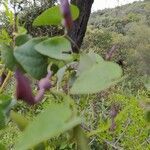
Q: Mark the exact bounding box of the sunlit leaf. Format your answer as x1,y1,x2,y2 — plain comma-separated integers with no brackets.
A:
35,36,72,61
33,5,79,26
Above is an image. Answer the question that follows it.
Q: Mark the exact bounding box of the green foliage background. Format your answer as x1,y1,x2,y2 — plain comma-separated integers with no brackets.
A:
0,0,150,149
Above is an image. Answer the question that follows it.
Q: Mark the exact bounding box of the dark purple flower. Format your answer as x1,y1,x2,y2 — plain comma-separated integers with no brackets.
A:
15,69,35,105
59,0,73,30
15,70,52,105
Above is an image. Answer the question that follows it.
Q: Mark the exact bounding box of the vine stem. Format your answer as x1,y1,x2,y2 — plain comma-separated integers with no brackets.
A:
64,34,80,53
0,71,12,93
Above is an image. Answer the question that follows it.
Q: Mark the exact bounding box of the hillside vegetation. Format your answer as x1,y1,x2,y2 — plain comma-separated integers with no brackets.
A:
0,0,150,149
82,0,150,93
81,2,150,148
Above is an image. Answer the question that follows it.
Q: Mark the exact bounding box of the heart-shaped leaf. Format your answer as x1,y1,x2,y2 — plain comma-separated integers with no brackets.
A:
70,54,122,94
33,5,79,26
14,38,48,79
15,100,81,150
35,36,72,61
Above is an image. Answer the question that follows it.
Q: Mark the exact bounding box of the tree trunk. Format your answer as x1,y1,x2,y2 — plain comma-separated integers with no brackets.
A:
68,0,94,53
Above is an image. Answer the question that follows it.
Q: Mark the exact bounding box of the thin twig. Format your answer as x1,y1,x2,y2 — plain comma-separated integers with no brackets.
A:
0,71,12,93
64,34,80,53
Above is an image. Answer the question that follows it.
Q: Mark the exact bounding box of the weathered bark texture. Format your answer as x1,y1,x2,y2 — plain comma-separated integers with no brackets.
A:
68,0,94,53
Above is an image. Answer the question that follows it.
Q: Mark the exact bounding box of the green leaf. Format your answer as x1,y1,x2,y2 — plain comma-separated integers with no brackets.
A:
14,38,48,79
0,95,11,110
70,60,122,94
1,44,17,70
10,111,29,131
77,53,104,76
15,101,81,150
33,5,79,26
88,52,104,64
15,34,32,46
35,36,72,61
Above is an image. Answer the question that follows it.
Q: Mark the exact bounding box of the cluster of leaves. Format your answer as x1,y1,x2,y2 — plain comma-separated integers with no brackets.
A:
1,0,149,149
0,1,123,149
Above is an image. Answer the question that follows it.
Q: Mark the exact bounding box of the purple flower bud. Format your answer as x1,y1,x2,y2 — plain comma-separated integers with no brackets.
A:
38,71,51,90
59,0,73,30
105,45,118,60
15,70,52,105
15,69,35,105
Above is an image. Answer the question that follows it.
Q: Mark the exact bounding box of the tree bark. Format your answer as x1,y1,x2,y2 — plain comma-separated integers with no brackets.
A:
68,0,94,53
